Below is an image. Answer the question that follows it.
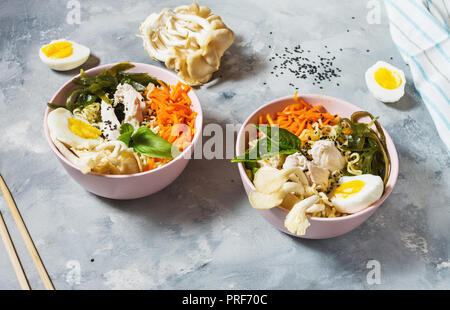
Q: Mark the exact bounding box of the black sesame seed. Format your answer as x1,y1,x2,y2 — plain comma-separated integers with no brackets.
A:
269,44,342,87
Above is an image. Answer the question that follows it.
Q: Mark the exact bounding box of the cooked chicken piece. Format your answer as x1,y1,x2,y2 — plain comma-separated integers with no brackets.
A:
282,152,308,170
282,151,331,190
310,140,346,172
100,100,121,141
306,203,325,213
307,161,330,190
114,83,145,129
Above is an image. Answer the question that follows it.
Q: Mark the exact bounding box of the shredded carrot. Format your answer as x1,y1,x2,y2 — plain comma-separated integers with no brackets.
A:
144,158,171,172
259,91,339,140
143,81,197,171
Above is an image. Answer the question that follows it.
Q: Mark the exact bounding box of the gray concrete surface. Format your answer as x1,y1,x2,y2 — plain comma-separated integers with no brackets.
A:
0,0,449,289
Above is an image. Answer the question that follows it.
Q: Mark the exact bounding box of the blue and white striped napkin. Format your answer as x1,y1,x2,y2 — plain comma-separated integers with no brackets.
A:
384,0,450,150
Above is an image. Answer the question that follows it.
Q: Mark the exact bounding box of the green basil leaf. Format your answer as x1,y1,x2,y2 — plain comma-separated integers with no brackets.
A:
131,126,179,159
118,123,135,146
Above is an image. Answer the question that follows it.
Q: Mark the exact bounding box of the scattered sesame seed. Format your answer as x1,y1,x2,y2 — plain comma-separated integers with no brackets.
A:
268,44,342,89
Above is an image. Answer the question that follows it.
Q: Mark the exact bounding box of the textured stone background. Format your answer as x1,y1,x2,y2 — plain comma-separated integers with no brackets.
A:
0,0,449,289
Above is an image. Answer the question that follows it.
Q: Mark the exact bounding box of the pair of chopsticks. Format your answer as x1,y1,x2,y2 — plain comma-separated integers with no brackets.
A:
0,174,54,290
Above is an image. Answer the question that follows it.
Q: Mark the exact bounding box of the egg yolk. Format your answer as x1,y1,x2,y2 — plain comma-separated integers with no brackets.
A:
68,118,101,139
42,41,73,59
334,180,365,199
374,67,402,90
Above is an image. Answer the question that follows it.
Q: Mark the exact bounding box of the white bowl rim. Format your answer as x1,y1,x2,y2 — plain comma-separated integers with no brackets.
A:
43,62,203,179
236,94,399,223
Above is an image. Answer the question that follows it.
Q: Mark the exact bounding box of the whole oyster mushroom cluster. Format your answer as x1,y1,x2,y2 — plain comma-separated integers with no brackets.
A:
140,3,234,85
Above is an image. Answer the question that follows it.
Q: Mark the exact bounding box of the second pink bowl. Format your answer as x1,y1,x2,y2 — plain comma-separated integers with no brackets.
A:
236,94,399,239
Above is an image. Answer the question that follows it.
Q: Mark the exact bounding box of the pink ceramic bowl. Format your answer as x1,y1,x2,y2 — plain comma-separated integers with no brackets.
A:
236,94,399,239
44,63,203,200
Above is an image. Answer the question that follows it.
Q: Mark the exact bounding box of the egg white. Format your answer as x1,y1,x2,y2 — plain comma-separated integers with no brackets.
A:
365,61,405,103
47,108,102,150
39,39,90,71
331,174,384,214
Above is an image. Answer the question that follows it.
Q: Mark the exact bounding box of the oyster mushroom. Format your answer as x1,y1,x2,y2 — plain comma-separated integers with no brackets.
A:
139,3,234,85
284,195,320,236
248,165,324,236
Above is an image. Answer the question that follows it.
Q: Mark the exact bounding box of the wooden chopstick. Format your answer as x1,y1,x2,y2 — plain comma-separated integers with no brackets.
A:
0,210,30,289
0,174,55,290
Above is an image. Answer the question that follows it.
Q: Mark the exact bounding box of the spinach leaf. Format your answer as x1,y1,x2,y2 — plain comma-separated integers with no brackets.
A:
255,124,301,151
232,137,272,162
232,124,301,163
131,126,179,159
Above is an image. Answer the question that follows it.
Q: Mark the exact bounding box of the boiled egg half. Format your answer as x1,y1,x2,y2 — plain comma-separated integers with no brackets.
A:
330,174,383,214
47,108,103,150
365,61,405,103
39,39,90,71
